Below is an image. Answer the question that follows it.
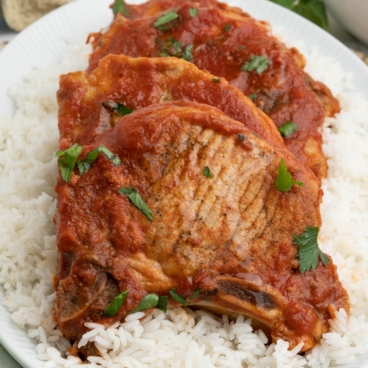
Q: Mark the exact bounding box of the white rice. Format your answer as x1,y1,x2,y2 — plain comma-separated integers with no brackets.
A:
1,35,368,367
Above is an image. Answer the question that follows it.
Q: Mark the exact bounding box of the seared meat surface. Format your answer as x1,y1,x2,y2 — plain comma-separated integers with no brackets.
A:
58,54,284,149
87,0,340,180
54,101,348,352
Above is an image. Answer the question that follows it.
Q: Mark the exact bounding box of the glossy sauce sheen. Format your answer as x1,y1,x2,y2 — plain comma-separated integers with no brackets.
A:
88,0,340,180
54,101,349,353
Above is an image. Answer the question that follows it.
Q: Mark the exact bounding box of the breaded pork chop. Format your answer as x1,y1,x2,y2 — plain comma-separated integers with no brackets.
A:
87,0,340,180
58,54,283,151
54,101,348,353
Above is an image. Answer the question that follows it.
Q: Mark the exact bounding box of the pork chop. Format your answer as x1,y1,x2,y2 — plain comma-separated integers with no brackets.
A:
54,101,348,353
58,54,283,151
87,0,340,180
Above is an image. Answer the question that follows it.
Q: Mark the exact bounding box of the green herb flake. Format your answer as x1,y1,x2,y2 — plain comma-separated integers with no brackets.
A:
238,45,246,50
224,23,231,32
249,93,257,100
294,227,329,273
157,296,169,313
112,0,130,17
102,100,133,116
77,145,121,175
212,77,221,83
130,293,159,314
242,55,270,74
189,7,199,17
104,290,129,317
275,158,304,192
182,44,194,62
56,144,83,183
190,289,200,300
159,37,183,57
119,187,153,221
278,121,298,138
203,166,214,179
169,289,188,306
154,11,180,31
118,104,133,116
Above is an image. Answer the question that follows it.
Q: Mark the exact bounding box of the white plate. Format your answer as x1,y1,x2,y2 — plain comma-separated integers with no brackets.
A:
0,0,368,367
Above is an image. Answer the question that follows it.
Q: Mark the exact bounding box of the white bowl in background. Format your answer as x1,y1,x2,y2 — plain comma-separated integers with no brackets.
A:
324,0,368,46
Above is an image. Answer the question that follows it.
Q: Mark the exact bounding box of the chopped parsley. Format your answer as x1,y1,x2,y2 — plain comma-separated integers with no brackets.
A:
112,0,130,17
224,23,231,32
182,44,194,61
249,93,257,100
190,289,200,300
242,55,269,74
130,293,168,314
169,289,188,306
159,37,183,57
189,7,199,17
275,158,304,192
77,145,121,174
203,166,214,178
158,37,194,62
156,296,169,313
278,121,298,138
104,290,129,317
130,293,159,314
119,186,153,221
212,77,221,83
294,227,329,273
55,144,83,183
102,100,133,116
154,11,180,31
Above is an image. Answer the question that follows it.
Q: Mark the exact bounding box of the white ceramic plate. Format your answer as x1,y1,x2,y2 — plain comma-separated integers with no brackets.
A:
0,0,368,367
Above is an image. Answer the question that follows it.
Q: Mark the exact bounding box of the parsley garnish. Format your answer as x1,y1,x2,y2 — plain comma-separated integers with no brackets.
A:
117,104,133,116
55,144,83,183
77,145,121,174
158,37,193,62
119,187,153,221
249,93,257,100
104,290,129,317
112,0,130,17
224,23,231,32
278,121,298,138
212,77,221,82
242,55,269,74
189,7,199,17
275,158,304,192
182,44,194,61
294,227,329,273
130,294,168,314
102,100,133,116
154,11,179,31
169,289,188,306
203,166,214,178
156,296,168,313
159,37,183,57
190,289,200,300
130,293,159,314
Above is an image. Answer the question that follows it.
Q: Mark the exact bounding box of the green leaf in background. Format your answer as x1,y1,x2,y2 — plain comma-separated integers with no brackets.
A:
269,0,328,30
